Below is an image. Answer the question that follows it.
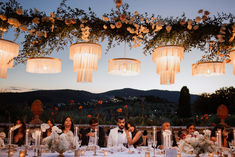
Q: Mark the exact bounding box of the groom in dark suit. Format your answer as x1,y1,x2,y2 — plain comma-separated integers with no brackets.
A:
81,117,105,147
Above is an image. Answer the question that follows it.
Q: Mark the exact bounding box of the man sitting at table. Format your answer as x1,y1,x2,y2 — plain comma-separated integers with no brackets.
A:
81,117,105,147
107,116,132,148
157,121,177,149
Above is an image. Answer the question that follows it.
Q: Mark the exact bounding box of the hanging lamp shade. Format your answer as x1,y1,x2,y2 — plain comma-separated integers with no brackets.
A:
192,61,225,76
69,42,102,82
230,50,235,75
0,39,19,79
26,57,62,73
108,58,141,76
152,45,184,84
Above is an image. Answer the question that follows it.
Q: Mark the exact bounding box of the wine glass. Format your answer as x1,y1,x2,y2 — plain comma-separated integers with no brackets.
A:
152,140,157,157
147,139,152,151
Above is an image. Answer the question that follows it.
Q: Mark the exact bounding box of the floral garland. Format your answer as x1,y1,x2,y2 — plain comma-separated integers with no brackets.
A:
0,0,234,64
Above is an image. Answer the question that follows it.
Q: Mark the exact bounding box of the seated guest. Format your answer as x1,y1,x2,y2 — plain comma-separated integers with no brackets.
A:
61,116,74,134
211,124,233,147
180,124,195,139
157,121,177,149
125,121,143,148
81,117,105,147
107,116,132,148
13,120,26,146
60,116,75,149
42,119,54,138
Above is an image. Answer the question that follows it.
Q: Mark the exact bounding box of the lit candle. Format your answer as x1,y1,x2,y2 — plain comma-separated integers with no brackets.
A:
145,151,150,157
94,128,98,146
177,152,181,157
19,150,26,157
153,126,156,146
217,129,222,147
75,126,78,137
104,150,108,156
25,129,29,146
233,129,235,145
9,127,12,145
38,130,41,148
81,149,85,156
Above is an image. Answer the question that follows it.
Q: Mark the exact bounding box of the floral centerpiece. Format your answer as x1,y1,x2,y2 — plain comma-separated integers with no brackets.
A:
0,132,6,148
178,130,216,156
40,124,77,155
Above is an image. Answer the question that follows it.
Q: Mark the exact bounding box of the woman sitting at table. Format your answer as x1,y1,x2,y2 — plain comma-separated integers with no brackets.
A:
13,119,26,146
42,119,54,138
125,121,143,148
60,116,76,149
211,124,233,148
180,124,195,139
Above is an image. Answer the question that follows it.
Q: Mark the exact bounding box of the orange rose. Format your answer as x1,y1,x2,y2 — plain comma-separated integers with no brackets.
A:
87,115,92,118
117,108,122,113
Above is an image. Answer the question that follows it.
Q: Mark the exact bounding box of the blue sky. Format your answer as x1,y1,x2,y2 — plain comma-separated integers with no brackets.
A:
0,0,234,94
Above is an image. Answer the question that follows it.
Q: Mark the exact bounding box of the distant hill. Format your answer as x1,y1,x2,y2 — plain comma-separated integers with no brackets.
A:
0,88,198,105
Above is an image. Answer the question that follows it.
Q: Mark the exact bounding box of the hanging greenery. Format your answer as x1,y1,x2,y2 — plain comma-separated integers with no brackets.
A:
0,0,234,64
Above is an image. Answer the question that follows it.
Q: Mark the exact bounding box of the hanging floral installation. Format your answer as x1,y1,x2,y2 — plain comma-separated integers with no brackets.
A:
0,0,234,65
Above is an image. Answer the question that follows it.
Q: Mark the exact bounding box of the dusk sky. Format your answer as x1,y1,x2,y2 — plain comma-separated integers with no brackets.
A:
0,0,234,94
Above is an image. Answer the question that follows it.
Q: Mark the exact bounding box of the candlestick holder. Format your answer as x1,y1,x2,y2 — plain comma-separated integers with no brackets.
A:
24,145,28,156
93,145,97,156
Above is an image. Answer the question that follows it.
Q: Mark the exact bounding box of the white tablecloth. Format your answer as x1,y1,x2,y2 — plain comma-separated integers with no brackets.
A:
0,148,228,157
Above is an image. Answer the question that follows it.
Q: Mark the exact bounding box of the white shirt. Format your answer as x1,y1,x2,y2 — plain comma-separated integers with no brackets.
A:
107,127,131,148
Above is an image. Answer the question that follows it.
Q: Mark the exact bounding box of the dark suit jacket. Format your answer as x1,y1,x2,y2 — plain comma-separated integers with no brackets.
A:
157,130,177,147
81,126,105,147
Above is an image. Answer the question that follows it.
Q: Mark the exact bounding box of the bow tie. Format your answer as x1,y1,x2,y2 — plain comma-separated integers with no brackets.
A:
91,129,95,133
118,130,123,134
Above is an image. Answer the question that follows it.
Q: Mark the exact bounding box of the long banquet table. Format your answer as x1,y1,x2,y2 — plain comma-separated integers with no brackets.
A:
0,147,227,157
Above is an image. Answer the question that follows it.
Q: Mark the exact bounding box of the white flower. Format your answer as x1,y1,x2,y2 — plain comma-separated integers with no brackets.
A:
166,25,172,33
195,16,201,23
8,18,21,28
203,129,211,137
36,31,43,37
115,21,122,29
20,25,28,31
50,12,56,18
32,17,40,24
103,25,107,29
16,8,23,15
193,25,199,30
41,123,50,132
52,126,62,134
187,24,192,30
0,14,7,21
110,24,115,29
188,19,193,25
193,131,199,137
134,11,139,16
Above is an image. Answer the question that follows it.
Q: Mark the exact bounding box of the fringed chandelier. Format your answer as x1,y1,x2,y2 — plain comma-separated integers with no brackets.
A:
230,49,235,75
192,61,225,76
152,45,184,84
108,58,141,76
69,42,102,82
0,39,19,79
26,57,61,73
108,42,141,76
